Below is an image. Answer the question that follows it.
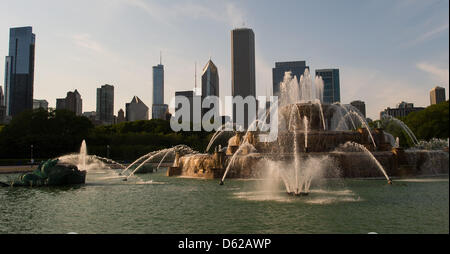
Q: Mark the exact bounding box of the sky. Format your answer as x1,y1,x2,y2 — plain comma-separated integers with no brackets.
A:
0,0,448,120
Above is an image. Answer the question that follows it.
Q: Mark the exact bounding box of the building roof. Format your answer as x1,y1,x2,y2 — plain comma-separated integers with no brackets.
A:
129,96,148,108
202,59,218,75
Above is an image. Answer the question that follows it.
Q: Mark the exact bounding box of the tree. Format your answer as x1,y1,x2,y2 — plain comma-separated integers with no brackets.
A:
403,101,449,141
0,109,94,159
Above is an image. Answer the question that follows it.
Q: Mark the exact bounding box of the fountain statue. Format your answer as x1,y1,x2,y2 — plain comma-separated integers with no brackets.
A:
0,158,86,187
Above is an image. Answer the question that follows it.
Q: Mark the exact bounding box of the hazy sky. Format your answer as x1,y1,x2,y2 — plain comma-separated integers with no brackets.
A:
0,0,448,119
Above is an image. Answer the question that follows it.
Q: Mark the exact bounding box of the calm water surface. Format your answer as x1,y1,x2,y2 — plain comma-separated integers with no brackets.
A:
0,169,448,234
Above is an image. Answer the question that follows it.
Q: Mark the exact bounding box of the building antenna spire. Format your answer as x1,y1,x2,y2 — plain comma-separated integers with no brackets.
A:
160,51,162,65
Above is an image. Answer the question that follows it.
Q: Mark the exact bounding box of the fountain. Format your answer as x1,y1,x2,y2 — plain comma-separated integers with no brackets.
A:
164,69,448,196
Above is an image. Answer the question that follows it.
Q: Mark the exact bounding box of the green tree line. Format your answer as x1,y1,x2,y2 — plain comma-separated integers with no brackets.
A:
0,101,447,162
370,100,449,147
0,108,212,162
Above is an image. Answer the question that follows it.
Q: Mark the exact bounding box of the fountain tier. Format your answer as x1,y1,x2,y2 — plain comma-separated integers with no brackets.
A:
167,103,449,180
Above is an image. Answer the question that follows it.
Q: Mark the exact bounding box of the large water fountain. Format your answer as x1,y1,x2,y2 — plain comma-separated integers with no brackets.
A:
165,70,449,195
4,70,447,195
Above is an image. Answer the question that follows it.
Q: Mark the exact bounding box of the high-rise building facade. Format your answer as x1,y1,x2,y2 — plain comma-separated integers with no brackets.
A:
201,59,219,118
0,86,5,123
175,90,194,123
231,28,256,129
0,85,4,106
4,26,36,117
152,64,164,105
315,69,340,104
430,86,446,105
380,101,425,119
152,63,168,120
33,99,48,110
117,109,125,123
66,90,82,115
272,61,309,96
126,96,149,122
96,84,114,125
55,89,82,115
350,100,366,118
56,98,66,110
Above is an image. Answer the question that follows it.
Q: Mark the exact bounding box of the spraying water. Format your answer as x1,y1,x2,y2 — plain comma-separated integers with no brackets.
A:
338,141,390,182
346,111,377,148
205,122,235,153
79,140,87,171
381,115,419,146
279,69,324,107
303,116,309,149
125,145,197,179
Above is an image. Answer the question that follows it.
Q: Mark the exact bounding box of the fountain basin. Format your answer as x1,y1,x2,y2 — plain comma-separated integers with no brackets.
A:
168,150,448,179
287,192,309,196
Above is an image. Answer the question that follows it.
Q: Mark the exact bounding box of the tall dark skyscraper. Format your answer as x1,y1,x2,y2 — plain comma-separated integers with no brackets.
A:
201,59,219,117
272,61,309,96
315,69,340,104
231,28,256,129
96,84,114,125
4,26,35,117
175,90,194,123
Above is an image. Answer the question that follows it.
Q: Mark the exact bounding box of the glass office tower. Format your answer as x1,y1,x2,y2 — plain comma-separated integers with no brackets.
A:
4,26,35,117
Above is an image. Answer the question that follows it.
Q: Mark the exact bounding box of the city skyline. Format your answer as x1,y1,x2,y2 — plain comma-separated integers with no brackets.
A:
0,0,448,120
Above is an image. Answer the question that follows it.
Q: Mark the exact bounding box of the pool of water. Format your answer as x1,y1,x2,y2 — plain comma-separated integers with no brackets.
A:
0,169,448,234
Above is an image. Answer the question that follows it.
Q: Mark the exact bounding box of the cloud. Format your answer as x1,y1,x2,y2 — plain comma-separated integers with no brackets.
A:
225,2,246,28
416,62,449,83
411,22,449,45
120,0,247,28
123,0,171,25
71,33,106,53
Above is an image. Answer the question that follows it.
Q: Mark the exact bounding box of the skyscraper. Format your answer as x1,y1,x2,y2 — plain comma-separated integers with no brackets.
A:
175,90,194,123
0,85,4,106
126,96,149,121
430,86,446,105
315,69,340,104
66,90,82,115
350,100,366,118
0,86,5,123
272,61,309,96
152,60,168,120
4,26,35,117
231,28,256,129
201,59,219,118
96,84,114,125
56,89,82,115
